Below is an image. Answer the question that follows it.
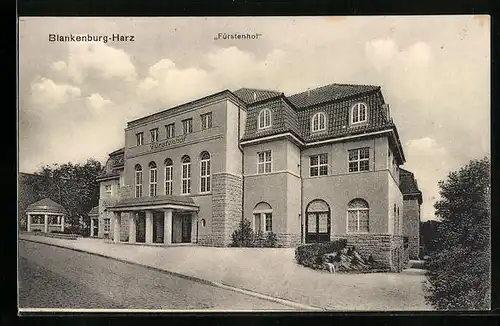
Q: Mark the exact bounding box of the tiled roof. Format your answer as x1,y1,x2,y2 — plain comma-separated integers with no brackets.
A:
400,168,423,203
112,195,198,209
233,88,282,105
88,206,99,216
26,198,66,214
288,83,380,109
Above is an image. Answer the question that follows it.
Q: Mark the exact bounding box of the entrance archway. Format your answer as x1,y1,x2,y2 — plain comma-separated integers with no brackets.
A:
305,199,331,243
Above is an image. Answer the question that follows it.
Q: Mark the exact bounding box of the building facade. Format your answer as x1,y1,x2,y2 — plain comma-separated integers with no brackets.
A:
92,83,422,271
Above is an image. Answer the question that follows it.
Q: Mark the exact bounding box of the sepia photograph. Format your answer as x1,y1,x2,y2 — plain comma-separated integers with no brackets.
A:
17,16,491,312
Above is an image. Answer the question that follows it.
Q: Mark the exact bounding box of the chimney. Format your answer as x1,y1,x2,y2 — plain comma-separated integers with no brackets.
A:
253,92,257,101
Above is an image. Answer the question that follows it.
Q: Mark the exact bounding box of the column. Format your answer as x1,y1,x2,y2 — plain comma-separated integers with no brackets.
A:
27,213,31,232
90,218,94,236
191,212,197,243
145,211,153,244
44,214,49,233
129,213,136,243
61,215,64,232
113,212,121,243
164,209,172,245
261,214,265,232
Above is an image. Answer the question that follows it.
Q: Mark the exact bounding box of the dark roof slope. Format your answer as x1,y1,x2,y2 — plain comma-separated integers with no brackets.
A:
400,168,423,204
97,148,125,181
26,198,66,214
287,83,380,109
233,88,282,105
88,206,99,216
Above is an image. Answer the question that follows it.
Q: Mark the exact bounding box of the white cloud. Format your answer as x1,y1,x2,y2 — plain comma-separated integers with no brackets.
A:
30,77,81,108
87,93,112,110
137,57,214,107
65,41,137,84
404,137,461,221
50,60,67,72
364,38,399,71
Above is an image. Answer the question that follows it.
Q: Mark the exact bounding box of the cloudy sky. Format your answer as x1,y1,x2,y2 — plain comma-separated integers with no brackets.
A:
18,16,490,221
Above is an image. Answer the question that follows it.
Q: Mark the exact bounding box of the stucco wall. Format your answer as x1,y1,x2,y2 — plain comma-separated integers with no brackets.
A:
225,100,244,176
388,172,404,235
301,136,389,176
403,198,421,259
303,170,389,235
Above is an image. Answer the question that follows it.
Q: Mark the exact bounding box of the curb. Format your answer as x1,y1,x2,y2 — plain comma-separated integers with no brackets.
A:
19,238,324,311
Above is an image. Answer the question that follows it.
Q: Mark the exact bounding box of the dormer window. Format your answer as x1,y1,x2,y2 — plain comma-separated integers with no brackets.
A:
351,102,368,124
311,112,327,132
258,108,272,130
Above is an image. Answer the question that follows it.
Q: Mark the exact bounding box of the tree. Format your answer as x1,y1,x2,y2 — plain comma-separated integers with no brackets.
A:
424,157,490,310
24,159,103,235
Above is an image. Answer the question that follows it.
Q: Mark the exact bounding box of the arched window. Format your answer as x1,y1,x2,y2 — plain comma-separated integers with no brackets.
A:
258,108,272,130
200,151,211,193
311,112,327,132
351,102,368,124
253,202,272,232
164,158,173,195
181,155,191,194
201,219,206,227
134,164,143,198
305,199,331,243
149,161,157,197
347,198,369,233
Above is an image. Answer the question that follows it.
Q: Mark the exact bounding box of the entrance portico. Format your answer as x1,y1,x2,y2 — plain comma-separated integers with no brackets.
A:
109,195,199,246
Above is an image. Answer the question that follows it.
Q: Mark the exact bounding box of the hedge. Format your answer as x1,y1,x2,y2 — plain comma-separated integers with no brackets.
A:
295,238,348,269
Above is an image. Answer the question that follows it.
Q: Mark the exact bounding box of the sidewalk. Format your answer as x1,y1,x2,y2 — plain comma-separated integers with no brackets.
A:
19,233,431,311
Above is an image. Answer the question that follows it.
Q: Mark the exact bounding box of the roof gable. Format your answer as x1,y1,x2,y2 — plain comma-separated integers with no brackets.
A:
26,197,66,213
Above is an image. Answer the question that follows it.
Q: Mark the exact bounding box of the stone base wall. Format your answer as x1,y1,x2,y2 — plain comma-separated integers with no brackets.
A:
345,234,392,270
408,236,419,259
345,234,408,272
197,234,214,246
276,233,301,248
211,173,243,247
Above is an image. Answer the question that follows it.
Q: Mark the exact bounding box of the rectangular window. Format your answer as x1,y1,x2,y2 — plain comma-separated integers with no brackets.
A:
135,171,143,197
182,162,191,194
136,132,144,146
310,153,328,176
165,165,173,195
257,150,272,174
150,128,159,142
348,210,369,233
265,213,272,232
166,123,175,139
253,213,261,232
200,159,211,193
149,169,157,197
182,118,193,135
104,218,110,232
105,184,112,196
348,147,370,172
201,112,213,130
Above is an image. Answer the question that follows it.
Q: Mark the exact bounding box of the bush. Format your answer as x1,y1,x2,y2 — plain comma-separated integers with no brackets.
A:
31,229,42,232
231,219,279,248
264,231,278,248
295,238,347,269
231,218,254,247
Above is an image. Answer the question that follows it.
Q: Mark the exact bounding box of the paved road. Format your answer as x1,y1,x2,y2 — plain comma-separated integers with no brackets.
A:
18,240,294,310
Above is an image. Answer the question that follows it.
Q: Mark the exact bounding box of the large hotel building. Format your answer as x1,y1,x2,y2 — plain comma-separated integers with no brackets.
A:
90,83,422,271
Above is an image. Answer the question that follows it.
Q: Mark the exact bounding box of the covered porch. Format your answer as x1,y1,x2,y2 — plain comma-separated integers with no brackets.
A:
108,195,200,246
26,198,66,233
